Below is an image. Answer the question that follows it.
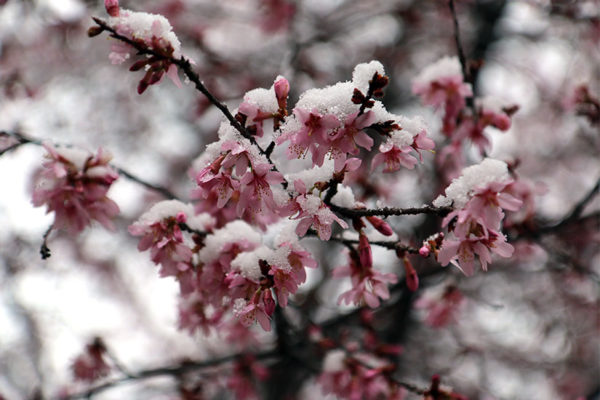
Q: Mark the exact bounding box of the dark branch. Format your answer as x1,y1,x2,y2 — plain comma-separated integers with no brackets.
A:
329,203,452,218
448,0,477,115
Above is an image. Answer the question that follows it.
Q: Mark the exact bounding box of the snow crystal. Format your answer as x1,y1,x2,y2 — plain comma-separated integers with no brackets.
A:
352,60,385,93
433,158,510,209
198,220,262,264
413,56,463,87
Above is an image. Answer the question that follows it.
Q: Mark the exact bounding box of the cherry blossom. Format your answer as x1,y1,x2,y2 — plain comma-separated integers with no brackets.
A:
32,143,119,235
103,0,183,93
333,251,398,308
290,180,349,240
412,56,473,135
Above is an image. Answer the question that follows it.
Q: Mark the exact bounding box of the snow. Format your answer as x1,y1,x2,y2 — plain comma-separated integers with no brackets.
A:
109,9,182,58
243,87,279,114
322,349,346,372
352,60,385,93
198,221,262,264
433,158,510,209
331,185,359,209
286,160,335,191
231,246,272,281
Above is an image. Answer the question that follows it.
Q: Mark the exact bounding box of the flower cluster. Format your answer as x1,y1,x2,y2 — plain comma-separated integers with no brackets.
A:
433,159,523,275
416,285,465,328
318,349,405,400
128,200,214,294
131,206,317,332
333,248,398,308
98,0,183,93
32,143,119,235
413,56,517,177
412,56,472,135
278,61,435,173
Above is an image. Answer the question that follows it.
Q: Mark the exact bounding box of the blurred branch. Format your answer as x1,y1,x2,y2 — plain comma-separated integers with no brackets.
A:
63,350,278,399
0,130,180,201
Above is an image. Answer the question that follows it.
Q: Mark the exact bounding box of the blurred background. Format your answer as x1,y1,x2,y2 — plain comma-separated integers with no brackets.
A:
0,0,598,399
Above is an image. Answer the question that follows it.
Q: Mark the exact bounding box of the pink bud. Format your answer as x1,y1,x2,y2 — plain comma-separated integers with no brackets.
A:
263,290,276,316
419,245,430,257
358,232,372,269
366,216,393,236
175,212,187,224
105,0,119,17
403,258,419,292
274,77,289,108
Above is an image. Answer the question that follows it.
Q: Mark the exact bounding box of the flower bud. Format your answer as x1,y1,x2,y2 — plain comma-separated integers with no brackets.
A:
403,257,419,292
366,216,393,236
358,232,372,269
105,0,119,17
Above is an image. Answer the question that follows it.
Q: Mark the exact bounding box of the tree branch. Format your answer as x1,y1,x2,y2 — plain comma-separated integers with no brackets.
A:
63,350,278,399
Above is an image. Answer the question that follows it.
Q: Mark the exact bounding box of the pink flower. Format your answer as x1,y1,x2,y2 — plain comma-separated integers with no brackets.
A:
238,102,277,138
453,100,514,153
128,200,211,293
227,356,269,400
371,142,417,172
273,76,290,110
104,0,119,17
32,144,119,235
417,286,464,328
333,252,398,308
178,293,225,335
437,226,513,276
105,9,183,93
277,108,339,165
237,163,284,217
258,0,295,32
318,351,404,400
291,180,349,240
371,121,434,173
412,56,472,135
232,293,273,331
326,111,375,172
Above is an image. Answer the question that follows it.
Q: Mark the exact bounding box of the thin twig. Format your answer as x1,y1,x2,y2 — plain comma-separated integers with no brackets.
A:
115,167,178,200
448,0,477,115
329,204,452,218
